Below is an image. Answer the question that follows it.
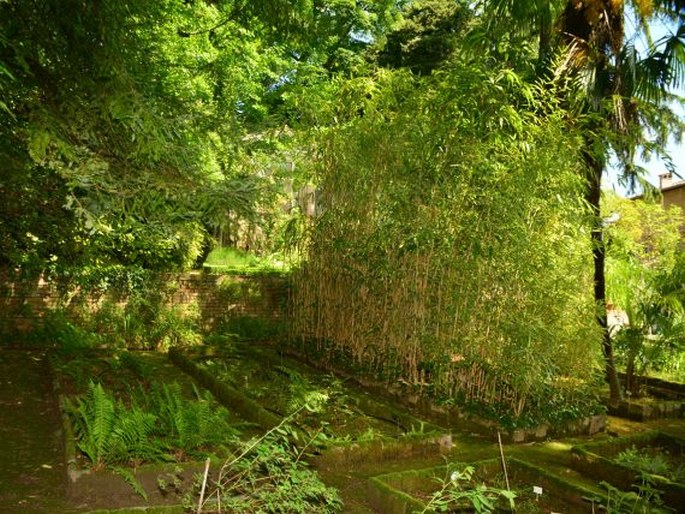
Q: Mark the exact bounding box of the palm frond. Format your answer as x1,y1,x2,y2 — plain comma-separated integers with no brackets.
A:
637,23,685,99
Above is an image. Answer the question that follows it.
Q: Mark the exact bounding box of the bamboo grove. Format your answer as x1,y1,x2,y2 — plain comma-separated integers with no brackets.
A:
290,67,603,426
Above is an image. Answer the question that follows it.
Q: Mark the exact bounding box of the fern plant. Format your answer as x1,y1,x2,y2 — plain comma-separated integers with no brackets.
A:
135,382,239,458
65,381,167,469
67,381,117,469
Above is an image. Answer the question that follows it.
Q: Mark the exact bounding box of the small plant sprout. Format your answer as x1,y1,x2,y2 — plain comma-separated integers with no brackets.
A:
451,467,472,485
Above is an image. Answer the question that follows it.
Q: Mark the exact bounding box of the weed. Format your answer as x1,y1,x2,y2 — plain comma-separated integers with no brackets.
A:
416,465,516,514
157,466,185,497
597,475,674,513
191,397,341,513
615,446,671,476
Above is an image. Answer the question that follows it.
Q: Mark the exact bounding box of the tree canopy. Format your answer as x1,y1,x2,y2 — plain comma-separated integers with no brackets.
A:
0,0,399,272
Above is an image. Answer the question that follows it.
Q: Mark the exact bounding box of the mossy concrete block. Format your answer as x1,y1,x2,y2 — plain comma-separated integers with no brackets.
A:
512,429,527,443
588,414,605,435
534,424,549,439
499,415,604,444
86,507,185,514
366,476,425,514
66,462,207,511
168,347,281,429
314,432,453,470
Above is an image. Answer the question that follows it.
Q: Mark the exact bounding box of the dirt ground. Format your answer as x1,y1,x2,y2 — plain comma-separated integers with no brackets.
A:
0,349,68,513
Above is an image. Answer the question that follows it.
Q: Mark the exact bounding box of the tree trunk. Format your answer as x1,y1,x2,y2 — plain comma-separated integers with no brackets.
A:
625,356,635,396
537,6,552,71
585,153,623,404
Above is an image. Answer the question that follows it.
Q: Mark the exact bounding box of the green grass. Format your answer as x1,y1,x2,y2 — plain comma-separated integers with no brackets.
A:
202,247,287,274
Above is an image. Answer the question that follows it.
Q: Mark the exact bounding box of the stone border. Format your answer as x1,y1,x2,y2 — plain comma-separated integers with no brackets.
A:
606,398,684,421
366,457,600,514
170,346,455,469
618,372,685,399
570,431,685,509
278,344,607,443
86,507,185,514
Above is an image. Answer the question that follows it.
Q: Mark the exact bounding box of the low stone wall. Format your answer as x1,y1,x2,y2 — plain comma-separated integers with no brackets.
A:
165,272,288,330
618,371,685,400
0,269,288,333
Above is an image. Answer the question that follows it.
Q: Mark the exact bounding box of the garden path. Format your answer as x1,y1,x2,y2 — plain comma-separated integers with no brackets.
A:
0,349,68,513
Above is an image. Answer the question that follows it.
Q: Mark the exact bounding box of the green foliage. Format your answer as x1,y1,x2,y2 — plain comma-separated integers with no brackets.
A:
455,379,605,430
66,382,165,469
216,316,284,342
615,446,670,476
205,247,261,269
417,465,516,514
604,193,685,388
378,0,471,74
203,246,288,273
150,303,203,351
56,268,203,351
196,434,341,513
28,310,100,351
0,163,80,272
292,61,601,426
614,446,685,483
66,379,240,470
136,382,238,458
194,398,341,514
598,475,674,513
0,0,405,272
87,298,161,350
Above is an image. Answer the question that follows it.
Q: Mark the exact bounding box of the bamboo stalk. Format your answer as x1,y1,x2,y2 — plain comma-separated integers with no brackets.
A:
197,457,211,514
497,431,511,493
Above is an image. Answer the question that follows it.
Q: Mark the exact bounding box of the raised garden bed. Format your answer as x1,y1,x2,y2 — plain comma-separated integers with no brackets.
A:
367,457,599,514
278,346,607,445
51,349,250,511
571,430,685,509
173,343,445,441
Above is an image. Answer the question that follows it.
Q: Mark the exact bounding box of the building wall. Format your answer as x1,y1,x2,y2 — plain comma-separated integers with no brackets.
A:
656,173,685,236
662,186,685,213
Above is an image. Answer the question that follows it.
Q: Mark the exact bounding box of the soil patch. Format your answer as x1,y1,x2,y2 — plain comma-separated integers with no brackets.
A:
0,349,68,513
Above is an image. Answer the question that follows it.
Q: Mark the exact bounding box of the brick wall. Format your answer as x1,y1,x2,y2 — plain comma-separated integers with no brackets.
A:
0,270,289,332
166,272,289,330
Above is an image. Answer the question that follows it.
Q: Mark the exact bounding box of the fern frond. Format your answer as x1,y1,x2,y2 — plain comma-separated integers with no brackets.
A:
112,466,148,500
74,381,116,467
113,406,163,462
